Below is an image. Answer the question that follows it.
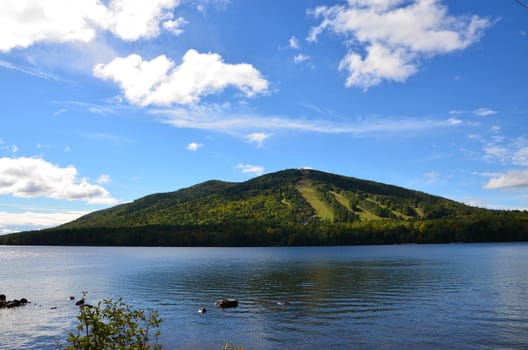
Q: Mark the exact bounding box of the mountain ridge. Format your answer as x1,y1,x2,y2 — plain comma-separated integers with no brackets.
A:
1,168,527,246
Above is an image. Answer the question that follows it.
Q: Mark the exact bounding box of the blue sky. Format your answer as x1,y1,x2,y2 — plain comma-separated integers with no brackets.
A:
1,0,527,233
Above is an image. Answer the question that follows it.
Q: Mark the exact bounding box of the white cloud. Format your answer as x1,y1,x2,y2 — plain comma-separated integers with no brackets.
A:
445,118,462,126
0,0,102,52
289,36,300,49
483,139,528,167
513,147,528,167
186,142,203,151
0,0,181,52
473,108,497,116
0,210,87,233
338,42,416,88
450,108,497,117
94,49,269,106
235,164,265,176
158,104,465,136
37,144,52,150
0,157,117,204
53,108,68,116
484,145,510,163
97,174,111,184
193,0,229,13
308,0,490,89
462,198,489,209
491,125,501,133
83,132,135,144
294,54,311,64
0,59,58,80
162,16,187,36
483,170,528,190
104,0,180,41
424,171,439,178
246,133,273,148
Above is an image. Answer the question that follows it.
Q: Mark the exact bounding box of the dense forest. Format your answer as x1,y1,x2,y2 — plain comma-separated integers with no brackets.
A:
1,168,527,246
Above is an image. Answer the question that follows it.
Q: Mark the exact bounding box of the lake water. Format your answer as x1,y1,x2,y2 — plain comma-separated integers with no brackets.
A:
1,243,527,349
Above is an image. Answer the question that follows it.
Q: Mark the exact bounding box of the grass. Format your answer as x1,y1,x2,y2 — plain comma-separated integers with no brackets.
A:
356,207,381,221
330,191,351,209
296,179,334,221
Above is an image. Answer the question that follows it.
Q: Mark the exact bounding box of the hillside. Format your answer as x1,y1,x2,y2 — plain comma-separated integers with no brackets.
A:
2,169,527,246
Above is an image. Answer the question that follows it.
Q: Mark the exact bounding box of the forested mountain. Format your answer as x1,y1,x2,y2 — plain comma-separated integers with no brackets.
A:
2,169,527,246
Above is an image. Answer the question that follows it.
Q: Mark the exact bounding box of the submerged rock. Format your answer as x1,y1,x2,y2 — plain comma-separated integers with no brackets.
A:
215,298,238,309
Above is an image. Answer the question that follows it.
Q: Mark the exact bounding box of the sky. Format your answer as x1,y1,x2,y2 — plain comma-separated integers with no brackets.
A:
0,0,527,234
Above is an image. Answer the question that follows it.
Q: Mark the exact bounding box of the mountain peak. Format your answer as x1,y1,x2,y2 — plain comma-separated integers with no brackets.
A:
1,168,526,246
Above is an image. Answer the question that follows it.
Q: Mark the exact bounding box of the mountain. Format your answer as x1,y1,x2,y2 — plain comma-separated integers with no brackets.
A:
1,168,527,246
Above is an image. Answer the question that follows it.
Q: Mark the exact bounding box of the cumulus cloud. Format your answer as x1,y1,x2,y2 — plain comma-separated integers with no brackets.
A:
186,142,203,151
0,210,87,234
0,0,181,52
94,49,268,106
235,164,265,176
483,170,528,190
0,157,116,204
104,0,180,41
308,0,490,89
162,16,187,36
246,132,273,148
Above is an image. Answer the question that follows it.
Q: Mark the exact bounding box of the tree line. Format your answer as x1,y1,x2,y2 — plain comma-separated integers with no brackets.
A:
2,211,527,246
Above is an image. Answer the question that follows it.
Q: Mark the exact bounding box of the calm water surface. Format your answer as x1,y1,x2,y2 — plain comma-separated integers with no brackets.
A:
1,243,527,349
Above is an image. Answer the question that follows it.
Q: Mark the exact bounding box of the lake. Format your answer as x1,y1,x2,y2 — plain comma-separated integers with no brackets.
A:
1,243,527,349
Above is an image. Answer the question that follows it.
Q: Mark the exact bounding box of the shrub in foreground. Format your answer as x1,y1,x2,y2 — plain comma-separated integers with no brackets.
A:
64,294,162,350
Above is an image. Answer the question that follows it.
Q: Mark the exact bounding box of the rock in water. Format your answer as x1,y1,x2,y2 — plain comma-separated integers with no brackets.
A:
215,298,238,308
0,296,29,309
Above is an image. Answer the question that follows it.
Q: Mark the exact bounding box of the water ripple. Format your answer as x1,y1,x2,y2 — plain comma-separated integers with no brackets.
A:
1,244,528,349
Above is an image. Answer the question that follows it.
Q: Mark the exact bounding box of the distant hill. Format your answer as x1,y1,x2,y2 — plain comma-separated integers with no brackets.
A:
2,168,527,246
